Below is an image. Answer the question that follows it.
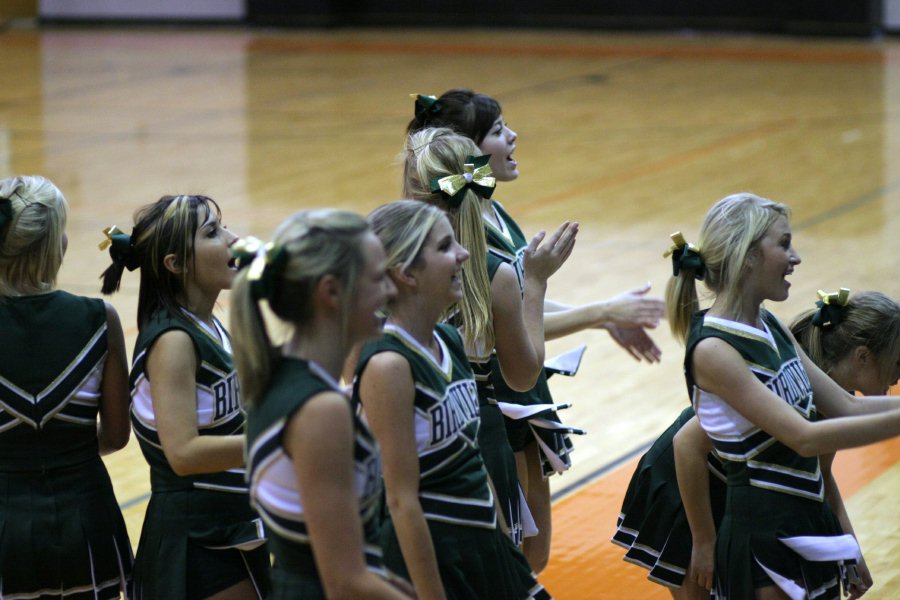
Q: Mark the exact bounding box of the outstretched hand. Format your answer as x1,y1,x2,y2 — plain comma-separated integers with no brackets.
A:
604,283,665,329
604,324,661,363
521,221,579,284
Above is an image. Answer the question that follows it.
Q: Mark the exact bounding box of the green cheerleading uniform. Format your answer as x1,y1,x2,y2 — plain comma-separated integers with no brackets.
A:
451,252,531,545
129,309,270,599
0,291,133,599
484,200,582,476
355,323,551,600
612,405,727,588
686,310,855,600
246,357,388,599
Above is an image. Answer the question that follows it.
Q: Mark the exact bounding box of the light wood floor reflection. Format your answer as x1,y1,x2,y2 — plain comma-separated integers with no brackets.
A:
1,22,897,599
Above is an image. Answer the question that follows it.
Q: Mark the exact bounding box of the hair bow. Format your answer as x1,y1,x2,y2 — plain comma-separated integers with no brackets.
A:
411,93,441,118
231,236,286,301
99,225,140,271
663,231,705,280
0,196,13,230
811,287,850,328
429,155,496,208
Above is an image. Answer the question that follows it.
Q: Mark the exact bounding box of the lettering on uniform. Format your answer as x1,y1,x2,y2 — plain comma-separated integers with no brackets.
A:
430,380,479,445
767,358,813,409
213,372,241,420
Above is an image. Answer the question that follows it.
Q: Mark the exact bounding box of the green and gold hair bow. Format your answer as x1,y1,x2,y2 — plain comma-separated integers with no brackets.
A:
811,287,850,328
231,236,287,301
411,93,442,119
99,225,140,271
663,231,705,280
0,196,13,229
429,155,496,208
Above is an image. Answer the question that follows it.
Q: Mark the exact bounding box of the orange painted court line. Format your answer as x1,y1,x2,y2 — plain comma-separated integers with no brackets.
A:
543,431,900,599
542,454,671,600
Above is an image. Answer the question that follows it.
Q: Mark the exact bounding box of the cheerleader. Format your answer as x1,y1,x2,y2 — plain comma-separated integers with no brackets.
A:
408,89,665,570
401,126,576,549
101,194,269,599
667,193,900,600
355,199,556,599
232,209,414,599
0,175,133,598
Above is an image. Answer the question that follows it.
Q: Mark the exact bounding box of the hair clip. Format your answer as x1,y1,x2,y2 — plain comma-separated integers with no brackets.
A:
664,231,705,280
99,225,140,271
231,236,287,301
429,154,496,207
811,287,851,328
230,236,265,272
411,93,442,118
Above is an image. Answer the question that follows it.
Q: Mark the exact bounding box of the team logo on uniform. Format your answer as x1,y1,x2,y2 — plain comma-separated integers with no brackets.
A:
766,358,813,414
213,372,241,420
429,379,479,445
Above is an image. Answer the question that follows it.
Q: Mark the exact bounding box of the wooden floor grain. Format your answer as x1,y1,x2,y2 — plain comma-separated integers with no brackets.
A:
1,22,897,598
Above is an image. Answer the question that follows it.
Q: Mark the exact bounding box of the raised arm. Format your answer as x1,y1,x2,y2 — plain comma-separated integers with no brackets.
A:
541,286,663,363
692,338,900,457
673,415,716,591
285,392,414,600
148,330,245,475
97,301,131,454
543,283,665,338
492,222,578,390
360,351,446,600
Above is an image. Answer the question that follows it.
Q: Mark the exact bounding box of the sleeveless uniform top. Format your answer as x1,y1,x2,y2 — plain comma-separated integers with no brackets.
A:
355,323,495,529
0,291,107,470
0,291,133,599
685,310,855,600
130,309,247,493
246,357,386,580
447,252,530,543
484,200,527,291
685,310,823,501
129,308,268,600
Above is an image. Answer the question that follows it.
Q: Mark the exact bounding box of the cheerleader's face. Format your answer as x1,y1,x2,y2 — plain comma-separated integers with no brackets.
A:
479,115,519,183
184,208,239,295
857,352,900,396
348,232,396,342
408,215,469,310
745,216,801,304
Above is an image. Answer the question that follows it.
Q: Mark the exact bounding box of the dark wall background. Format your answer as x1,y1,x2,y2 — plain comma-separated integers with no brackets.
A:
246,1,882,36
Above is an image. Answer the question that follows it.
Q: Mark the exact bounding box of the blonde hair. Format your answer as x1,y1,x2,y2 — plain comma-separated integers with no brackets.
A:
666,193,790,342
0,175,67,297
791,291,900,386
230,209,371,407
368,200,445,276
402,127,493,351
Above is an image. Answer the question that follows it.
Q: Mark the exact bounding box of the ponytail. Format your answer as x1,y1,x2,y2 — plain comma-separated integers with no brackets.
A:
230,267,278,408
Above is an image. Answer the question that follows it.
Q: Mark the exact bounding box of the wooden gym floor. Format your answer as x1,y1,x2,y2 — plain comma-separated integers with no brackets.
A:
1,22,897,599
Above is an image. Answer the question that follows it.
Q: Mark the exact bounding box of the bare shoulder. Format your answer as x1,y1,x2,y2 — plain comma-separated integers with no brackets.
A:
364,351,412,380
